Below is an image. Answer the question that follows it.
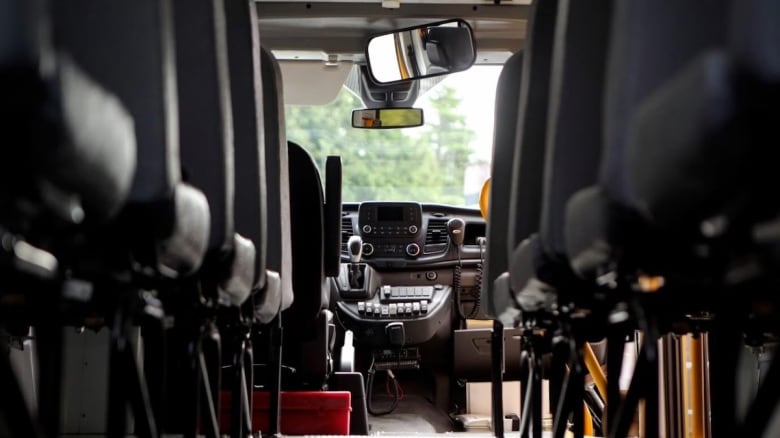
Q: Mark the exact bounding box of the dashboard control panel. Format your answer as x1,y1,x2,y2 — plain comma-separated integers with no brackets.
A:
359,202,421,237
340,202,487,268
358,202,424,258
379,285,435,301
335,283,453,346
357,299,429,318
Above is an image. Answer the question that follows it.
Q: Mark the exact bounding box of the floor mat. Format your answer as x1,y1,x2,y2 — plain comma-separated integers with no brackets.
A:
367,394,454,434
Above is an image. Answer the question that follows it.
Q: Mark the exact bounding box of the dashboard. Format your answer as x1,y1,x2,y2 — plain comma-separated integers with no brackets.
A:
333,202,486,349
339,201,486,268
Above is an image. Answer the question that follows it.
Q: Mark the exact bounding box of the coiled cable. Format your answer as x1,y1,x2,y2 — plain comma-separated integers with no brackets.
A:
453,240,484,320
366,357,401,416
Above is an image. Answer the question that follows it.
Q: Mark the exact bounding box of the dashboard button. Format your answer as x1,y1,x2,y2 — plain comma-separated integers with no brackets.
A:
357,302,366,313
412,302,421,314
404,303,413,314
420,300,428,313
380,305,389,317
408,225,418,234
389,304,397,316
406,243,421,257
362,224,372,234
362,243,374,257
425,271,438,281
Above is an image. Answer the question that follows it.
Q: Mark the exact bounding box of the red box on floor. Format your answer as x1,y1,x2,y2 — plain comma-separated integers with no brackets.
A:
220,390,351,435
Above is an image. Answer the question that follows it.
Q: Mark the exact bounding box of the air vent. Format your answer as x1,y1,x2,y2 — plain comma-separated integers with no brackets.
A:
425,219,449,245
340,217,353,252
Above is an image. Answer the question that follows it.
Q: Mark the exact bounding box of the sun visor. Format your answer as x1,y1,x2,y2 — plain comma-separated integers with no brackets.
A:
278,60,352,105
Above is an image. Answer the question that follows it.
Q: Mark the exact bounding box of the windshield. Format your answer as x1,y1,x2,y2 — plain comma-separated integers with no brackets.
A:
285,65,502,207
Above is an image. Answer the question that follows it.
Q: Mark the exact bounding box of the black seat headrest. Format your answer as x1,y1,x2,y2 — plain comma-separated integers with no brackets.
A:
1,51,136,228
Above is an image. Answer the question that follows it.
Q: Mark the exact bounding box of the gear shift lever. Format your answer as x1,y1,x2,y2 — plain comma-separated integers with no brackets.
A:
348,235,363,264
347,235,364,289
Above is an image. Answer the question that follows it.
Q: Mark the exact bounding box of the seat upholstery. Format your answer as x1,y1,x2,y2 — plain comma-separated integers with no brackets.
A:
626,0,780,232
481,51,523,318
173,0,258,308
51,0,180,206
259,47,294,320
565,0,730,278
729,0,780,83
627,52,739,231
323,156,343,278
50,0,210,276
486,0,558,320
287,141,326,324
224,0,268,292
598,0,728,208
1,52,136,229
173,0,234,256
285,140,333,388
538,0,611,261
506,0,611,308
505,0,559,254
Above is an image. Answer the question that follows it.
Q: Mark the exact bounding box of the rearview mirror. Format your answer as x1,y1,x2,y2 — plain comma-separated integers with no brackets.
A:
366,19,476,84
352,108,424,129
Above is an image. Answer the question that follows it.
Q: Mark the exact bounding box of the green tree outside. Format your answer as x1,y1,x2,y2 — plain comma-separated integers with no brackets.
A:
285,84,475,205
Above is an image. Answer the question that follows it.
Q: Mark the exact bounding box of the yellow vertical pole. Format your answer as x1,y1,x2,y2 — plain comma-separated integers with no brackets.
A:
682,335,692,438
690,334,705,438
583,403,594,436
583,343,607,403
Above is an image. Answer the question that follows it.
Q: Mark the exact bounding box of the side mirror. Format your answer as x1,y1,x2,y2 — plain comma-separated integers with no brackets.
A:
366,19,476,84
352,108,424,129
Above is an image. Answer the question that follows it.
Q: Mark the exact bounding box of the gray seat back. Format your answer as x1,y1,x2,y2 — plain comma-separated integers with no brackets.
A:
505,0,559,254
481,51,523,318
173,0,235,257
51,0,179,208
538,0,612,261
260,47,294,317
225,0,267,291
49,0,210,276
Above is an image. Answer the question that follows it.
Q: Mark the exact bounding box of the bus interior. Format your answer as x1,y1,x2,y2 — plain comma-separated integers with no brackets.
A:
1,0,779,437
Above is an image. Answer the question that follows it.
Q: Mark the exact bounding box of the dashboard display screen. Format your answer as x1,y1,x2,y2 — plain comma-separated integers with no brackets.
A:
377,206,404,222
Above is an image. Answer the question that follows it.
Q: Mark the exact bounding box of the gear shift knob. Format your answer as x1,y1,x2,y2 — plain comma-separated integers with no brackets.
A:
348,235,363,264
447,218,466,247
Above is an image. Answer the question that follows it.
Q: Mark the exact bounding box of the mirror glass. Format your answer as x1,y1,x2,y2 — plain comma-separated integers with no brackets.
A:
366,19,476,84
352,108,424,129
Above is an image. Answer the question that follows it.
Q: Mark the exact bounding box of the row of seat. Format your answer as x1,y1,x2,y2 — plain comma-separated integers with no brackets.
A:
0,0,342,436
483,0,779,437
